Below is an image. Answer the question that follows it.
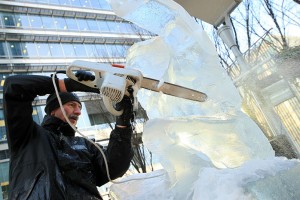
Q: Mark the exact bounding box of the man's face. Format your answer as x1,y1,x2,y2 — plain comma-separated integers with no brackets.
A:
51,101,82,125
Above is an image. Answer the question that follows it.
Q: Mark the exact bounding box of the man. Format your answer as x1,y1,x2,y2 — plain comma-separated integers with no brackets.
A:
3,71,134,199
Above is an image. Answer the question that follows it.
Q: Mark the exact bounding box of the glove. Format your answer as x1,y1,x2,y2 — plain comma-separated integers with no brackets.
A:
115,95,134,127
64,70,99,93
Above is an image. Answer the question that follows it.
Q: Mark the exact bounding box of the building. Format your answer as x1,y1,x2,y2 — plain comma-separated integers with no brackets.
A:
227,30,300,158
0,0,153,198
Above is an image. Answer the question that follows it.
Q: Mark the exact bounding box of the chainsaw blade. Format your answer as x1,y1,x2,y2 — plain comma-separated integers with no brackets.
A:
141,77,207,102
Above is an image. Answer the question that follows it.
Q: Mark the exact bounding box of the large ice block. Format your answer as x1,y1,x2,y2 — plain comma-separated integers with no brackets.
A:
104,0,293,199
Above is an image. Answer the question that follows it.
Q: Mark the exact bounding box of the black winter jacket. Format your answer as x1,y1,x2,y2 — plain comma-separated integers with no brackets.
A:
3,75,133,200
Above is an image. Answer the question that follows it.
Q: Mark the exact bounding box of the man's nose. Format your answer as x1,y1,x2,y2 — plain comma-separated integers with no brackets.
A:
74,106,81,115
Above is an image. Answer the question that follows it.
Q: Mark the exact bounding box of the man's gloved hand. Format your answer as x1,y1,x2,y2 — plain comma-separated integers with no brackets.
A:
115,95,134,127
64,70,100,93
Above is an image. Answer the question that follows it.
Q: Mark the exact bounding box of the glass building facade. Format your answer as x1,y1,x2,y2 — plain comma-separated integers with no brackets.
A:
0,0,154,198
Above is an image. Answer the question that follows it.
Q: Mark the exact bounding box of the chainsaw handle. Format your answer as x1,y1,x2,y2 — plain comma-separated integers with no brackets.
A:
103,96,123,116
66,65,98,89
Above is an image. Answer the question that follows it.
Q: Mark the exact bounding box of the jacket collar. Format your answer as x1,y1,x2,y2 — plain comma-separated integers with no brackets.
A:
41,115,75,136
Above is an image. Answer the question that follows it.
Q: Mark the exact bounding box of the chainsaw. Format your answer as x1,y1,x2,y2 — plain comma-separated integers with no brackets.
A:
66,60,207,116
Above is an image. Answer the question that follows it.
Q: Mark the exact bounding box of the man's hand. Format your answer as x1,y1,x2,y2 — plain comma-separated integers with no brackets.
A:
115,95,134,127
64,71,99,93
75,70,95,81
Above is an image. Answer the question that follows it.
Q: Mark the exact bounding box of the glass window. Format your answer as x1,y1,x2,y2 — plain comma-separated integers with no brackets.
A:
0,110,3,120
14,14,30,28
49,43,64,57
9,42,26,57
65,18,78,30
0,126,7,141
41,16,56,29
2,13,16,27
106,21,119,33
76,19,89,31
87,20,99,31
84,44,98,57
29,15,43,28
59,0,71,6
62,44,76,57
0,42,7,58
105,44,118,57
36,43,51,57
80,0,91,8
90,0,101,8
97,20,110,32
24,42,38,57
99,0,111,10
51,0,60,5
53,17,68,30
74,44,88,57
95,44,108,57
115,45,127,57
70,0,82,7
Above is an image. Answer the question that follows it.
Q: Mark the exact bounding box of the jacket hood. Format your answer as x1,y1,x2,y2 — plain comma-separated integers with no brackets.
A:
41,115,76,136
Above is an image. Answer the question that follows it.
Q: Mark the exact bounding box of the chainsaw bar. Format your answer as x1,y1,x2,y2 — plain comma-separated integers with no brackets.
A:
141,77,207,102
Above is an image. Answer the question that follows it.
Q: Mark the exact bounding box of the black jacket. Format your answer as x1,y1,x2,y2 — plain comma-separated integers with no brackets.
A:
3,75,133,200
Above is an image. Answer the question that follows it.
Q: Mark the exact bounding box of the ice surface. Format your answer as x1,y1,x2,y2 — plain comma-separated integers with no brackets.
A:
106,0,300,199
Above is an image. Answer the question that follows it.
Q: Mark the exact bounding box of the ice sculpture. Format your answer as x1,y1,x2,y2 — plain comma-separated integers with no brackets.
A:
106,0,300,199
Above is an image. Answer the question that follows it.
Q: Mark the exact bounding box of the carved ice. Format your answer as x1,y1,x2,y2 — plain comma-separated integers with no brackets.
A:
107,0,300,199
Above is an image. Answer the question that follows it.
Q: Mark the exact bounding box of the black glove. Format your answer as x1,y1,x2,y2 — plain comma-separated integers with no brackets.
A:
115,95,134,127
64,70,99,93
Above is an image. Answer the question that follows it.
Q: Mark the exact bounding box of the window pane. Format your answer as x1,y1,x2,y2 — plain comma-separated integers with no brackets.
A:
59,0,71,6
53,17,68,30
99,0,111,10
84,44,98,57
62,44,76,57
105,44,118,57
29,15,43,28
65,18,78,30
106,21,119,33
86,20,99,31
76,19,89,31
74,44,87,57
24,43,38,57
80,0,91,8
95,44,108,57
41,16,56,29
9,42,25,57
14,14,30,28
0,42,7,58
36,43,51,57
49,43,64,57
97,20,109,32
2,14,15,27
71,0,82,7
90,0,101,8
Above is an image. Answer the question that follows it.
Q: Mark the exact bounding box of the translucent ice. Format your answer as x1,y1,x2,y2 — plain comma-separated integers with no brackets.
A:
105,0,300,200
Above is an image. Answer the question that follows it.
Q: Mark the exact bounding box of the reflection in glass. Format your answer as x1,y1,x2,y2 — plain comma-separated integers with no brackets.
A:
65,18,79,30
87,20,100,31
14,14,30,28
29,15,43,28
41,16,56,29
24,43,38,57
2,14,15,27
49,43,64,57
63,44,76,57
90,0,101,8
0,42,7,57
85,44,98,57
95,44,108,57
59,0,71,6
74,44,88,57
76,19,89,31
97,20,110,32
54,17,68,30
36,43,51,57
